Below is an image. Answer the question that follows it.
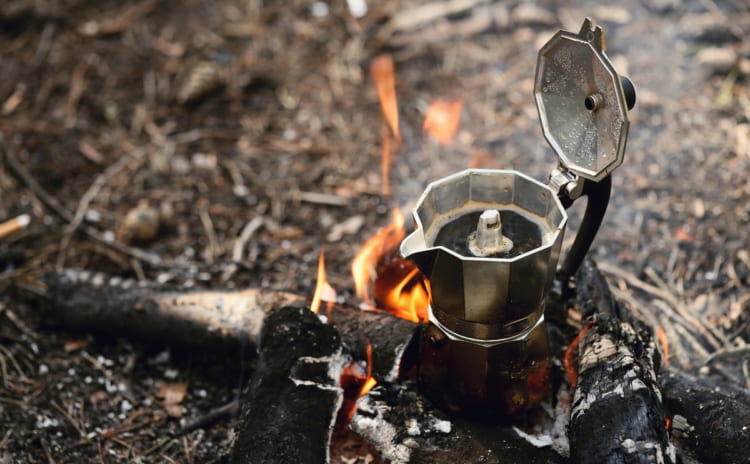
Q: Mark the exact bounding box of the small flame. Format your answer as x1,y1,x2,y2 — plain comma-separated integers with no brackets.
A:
360,343,377,396
371,54,401,197
656,326,669,367
335,343,377,430
311,248,336,314
423,100,463,145
564,322,592,387
370,54,400,141
351,209,405,304
380,122,392,197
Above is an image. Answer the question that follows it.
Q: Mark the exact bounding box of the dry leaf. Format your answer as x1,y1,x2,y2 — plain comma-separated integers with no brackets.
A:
155,381,188,418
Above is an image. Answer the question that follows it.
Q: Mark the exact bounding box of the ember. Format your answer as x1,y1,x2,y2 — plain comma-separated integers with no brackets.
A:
423,100,463,145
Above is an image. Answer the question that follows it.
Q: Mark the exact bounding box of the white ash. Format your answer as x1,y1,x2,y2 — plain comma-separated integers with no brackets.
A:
404,418,421,436
512,381,571,457
384,341,408,383
351,394,412,464
427,417,451,434
621,438,674,464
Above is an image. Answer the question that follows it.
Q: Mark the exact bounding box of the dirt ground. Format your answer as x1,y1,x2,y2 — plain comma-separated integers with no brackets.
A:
1,0,749,462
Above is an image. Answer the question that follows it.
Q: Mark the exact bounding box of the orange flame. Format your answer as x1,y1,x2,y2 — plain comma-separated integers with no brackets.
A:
374,258,430,322
370,54,400,142
371,54,400,197
656,326,669,367
351,209,429,322
335,343,378,430
311,248,336,314
564,322,592,387
423,100,463,145
360,343,377,396
380,122,392,197
351,209,405,304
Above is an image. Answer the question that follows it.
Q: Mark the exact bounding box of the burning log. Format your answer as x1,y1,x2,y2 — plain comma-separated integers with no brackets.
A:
37,269,417,379
351,381,566,464
567,259,675,464
229,305,346,464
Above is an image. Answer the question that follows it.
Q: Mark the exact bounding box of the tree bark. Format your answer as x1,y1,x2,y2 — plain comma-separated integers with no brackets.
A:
229,305,345,464
568,260,675,464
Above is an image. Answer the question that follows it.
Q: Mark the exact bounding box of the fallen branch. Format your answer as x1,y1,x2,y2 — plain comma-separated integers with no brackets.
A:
39,268,418,380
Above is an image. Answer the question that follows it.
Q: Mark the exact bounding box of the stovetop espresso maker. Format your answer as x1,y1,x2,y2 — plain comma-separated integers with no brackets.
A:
400,18,636,416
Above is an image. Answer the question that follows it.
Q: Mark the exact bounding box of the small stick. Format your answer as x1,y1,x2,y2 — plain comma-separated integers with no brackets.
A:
1,136,163,267
57,147,148,268
171,400,239,438
0,214,30,239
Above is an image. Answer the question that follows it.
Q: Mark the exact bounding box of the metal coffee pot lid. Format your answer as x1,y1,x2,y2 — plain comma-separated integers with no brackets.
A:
535,18,634,182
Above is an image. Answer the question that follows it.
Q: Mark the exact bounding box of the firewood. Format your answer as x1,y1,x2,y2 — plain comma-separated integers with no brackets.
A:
229,305,346,464
38,269,418,379
660,370,750,464
568,260,675,464
351,381,566,464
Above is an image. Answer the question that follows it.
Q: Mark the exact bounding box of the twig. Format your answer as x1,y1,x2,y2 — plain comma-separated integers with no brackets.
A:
40,438,57,464
51,400,87,438
78,0,159,37
704,345,750,365
599,262,723,349
198,208,218,265
57,147,148,268
221,217,264,282
1,136,73,222
297,191,350,206
0,214,30,239
1,136,163,267
0,426,13,449
0,303,40,340
171,400,239,438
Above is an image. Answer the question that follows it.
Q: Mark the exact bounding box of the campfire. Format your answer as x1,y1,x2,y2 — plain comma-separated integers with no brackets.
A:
5,10,749,464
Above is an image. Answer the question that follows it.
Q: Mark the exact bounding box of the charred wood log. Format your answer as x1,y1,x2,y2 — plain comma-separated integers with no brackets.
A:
660,370,750,464
351,381,565,464
568,260,675,464
229,305,345,464
37,269,417,379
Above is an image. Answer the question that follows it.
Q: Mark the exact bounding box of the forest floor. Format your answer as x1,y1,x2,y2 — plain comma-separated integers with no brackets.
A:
1,0,749,462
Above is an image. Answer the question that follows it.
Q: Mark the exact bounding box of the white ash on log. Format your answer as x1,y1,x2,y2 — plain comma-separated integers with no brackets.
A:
37,269,417,379
568,259,675,464
229,305,346,464
350,381,565,464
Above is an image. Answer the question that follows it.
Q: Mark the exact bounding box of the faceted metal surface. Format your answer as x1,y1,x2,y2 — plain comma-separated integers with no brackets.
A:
534,18,631,181
400,169,567,340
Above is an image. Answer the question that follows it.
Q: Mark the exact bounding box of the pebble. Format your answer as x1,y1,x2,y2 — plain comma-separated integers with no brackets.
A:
510,4,556,27
696,47,738,74
177,62,223,104
118,204,160,244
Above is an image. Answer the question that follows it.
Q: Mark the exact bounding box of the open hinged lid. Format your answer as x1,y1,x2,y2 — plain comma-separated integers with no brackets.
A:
534,18,632,182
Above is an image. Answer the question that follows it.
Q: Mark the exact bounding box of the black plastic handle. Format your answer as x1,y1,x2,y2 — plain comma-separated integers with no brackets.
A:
557,175,612,281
